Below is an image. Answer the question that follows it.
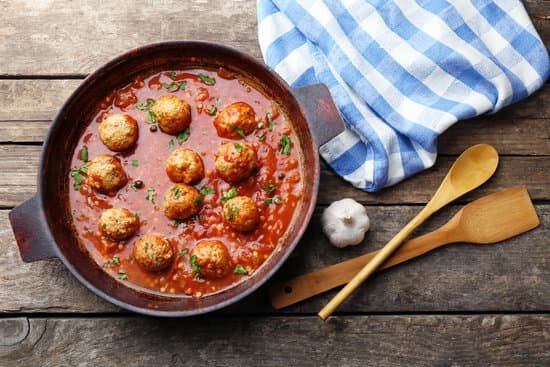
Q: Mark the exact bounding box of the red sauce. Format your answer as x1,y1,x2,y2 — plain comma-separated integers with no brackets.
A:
68,68,304,297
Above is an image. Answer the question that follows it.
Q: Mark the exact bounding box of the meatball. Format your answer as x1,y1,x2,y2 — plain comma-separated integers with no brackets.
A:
165,148,204,184
223,196,258,232
190,240,233,279
99,208,139,241
133,233,174,272
214,102,257,139
163,184,202,220
86,154,127,195
151,95,191,134
98,113,139,152
215,142,258,183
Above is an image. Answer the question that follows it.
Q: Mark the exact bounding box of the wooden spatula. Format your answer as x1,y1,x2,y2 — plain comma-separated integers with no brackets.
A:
270,186,539,310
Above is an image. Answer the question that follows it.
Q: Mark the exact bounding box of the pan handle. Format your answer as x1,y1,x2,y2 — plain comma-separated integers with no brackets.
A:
9,195,58,262
292,84,346,147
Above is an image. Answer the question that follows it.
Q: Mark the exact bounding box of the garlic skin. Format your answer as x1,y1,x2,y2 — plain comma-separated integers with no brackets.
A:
321,198,370,248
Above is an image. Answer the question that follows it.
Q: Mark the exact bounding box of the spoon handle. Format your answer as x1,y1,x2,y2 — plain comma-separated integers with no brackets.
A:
270,222,454,309
318,207,432,319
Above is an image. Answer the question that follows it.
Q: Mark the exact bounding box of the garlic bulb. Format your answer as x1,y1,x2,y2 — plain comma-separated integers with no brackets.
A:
321,198,370,248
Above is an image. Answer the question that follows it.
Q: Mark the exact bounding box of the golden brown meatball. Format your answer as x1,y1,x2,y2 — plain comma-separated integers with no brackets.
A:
98,113,139,152
151,95,191,134
215,142,258,183
86,154,127,195
165,148,204,184
99,208,139,241
133,234,174,272
223,196,259,232
214,102,257,139
190,240,232,279
163,184,202,220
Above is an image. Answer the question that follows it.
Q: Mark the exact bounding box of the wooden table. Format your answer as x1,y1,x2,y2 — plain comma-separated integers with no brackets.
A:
1,1,549,365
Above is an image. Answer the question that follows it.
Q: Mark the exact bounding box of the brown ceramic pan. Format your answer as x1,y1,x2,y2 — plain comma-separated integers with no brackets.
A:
9,41,345,316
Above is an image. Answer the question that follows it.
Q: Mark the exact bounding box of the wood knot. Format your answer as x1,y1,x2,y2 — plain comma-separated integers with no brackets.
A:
0,318,30,346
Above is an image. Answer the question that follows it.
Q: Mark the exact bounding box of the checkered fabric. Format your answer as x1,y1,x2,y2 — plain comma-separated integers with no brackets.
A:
258,0,550,191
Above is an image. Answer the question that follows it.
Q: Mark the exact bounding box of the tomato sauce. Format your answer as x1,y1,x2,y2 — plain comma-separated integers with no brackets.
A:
68,68,304,297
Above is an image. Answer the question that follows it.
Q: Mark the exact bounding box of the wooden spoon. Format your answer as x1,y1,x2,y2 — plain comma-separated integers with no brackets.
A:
318,144,499,320
271,186,539,309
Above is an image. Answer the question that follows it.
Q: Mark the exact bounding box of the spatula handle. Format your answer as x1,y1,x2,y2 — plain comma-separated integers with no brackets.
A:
270,228,451,309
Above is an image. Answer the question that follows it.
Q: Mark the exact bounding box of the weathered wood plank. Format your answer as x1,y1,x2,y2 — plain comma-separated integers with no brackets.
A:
2,78,550,122
1,145,548,207
0,0,548,75
1,204,548,314
1,316,549,366
0,0,260,76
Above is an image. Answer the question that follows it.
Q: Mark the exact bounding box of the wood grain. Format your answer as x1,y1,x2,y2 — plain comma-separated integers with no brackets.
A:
1,315,549,366
4,145,549,208
1,204,548,314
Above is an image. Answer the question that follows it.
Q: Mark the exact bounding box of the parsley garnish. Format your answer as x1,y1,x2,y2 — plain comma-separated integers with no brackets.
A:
262,182,276,193
117,272,128,280
129,182,137,192
79,146,88,162
173,219,184,227
131,159,139,168
162,81,187,92
170,71,177,80
136,98,155,111
257,133,266,141
267,112,275,131
257,121,264,129
177,128,190,145
172,186,181,199
225,203,240,221
103,256,121,268
230,124,246,138
190,255,201,278
199,186,214,196
221,188,238,203
168,139,175,149
179,249,188,257
233,142,244,152
234,265,248,275
147,109,157,124
146,187,156,203
279,135,291,154
198,73,216,85
206,105,217,116
264,195,282,206
194,197,203,206
70,162,89,190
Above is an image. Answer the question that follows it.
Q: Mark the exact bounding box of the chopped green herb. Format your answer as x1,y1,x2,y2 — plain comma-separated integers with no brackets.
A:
173,219,184,227
172,186,181,199
146,187,156,203
273,196,282,205
162,81,187,92
147,109,157,124
179,249,188,257
263,182,276,193
233,142,244,152
80,146,88,161
234,264,248,275
230,124,246,138
198,73,216,85
206,105,217,116
70,162,89,190
257,133,266,141
264,195,282,206
199,186,214,196
131,159,139,168
215,98,222,107
103,256,121,268
177,128,190,145
267,112,275,131
194,197,203,206
117,271,128,280
168,139,175,149
221,188,238,203
263,197,272,205
257,121,264,129
129,182,138,192
170,71,177,80
102,223,107,229
190,255,201,278
137,98,155,111
279,135,291,155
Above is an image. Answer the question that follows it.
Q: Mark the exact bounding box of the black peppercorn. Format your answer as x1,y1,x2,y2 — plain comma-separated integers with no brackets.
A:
277,173,285,180
134,180,144,188
150,125,158,132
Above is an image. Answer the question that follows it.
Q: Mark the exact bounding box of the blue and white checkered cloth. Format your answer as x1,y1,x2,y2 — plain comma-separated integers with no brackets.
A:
258,0,550,191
